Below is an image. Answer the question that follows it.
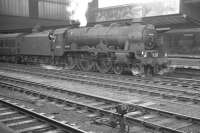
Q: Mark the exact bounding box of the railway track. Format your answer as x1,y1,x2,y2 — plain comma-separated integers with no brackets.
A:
0,97,87,133
1,64,200,107
0,77,200,133
61,69,200,92
1,63,200,90
164,68,200,80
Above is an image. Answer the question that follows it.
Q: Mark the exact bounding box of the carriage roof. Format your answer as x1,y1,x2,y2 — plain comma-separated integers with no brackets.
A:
165,28,200,34
0,33,22,39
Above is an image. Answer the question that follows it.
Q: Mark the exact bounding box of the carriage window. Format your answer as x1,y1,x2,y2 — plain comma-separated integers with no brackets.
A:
167,34,181,54
10,40,15,47
196,33,200,44
177,33,194,54
7,40,11,47
178,33,194,46
194,33,200,55
5,40,8,47
17,49,20,53
17,42,20,47
0,40,3,47
5,39,15,47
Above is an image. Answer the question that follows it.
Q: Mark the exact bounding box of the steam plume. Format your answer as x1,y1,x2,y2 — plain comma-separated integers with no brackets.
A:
66,0,93,27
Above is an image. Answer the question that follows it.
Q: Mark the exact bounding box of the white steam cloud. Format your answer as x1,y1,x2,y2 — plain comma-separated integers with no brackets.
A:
66,0,93,27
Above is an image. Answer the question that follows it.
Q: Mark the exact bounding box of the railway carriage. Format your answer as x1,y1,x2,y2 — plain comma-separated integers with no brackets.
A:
163,28,200,69
0,33,22,63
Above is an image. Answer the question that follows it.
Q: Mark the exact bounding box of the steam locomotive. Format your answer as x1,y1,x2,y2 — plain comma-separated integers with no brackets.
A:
0,21,169,75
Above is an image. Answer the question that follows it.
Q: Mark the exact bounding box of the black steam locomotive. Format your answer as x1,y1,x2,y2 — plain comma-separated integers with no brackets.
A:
0,21,169,75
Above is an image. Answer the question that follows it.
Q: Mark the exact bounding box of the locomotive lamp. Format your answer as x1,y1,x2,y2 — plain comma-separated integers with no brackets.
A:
164,53,168,57
142,51,147,58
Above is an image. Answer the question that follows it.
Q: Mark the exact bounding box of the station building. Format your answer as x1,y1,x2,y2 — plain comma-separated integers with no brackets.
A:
0,0,199,33
88,0,200,29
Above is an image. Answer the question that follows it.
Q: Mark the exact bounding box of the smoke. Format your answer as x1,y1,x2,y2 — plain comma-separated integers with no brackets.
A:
66,0,93,27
